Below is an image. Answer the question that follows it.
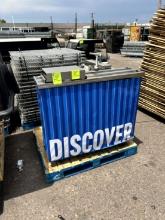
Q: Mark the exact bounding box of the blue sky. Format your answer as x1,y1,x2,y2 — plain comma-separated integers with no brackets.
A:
0,0,159,23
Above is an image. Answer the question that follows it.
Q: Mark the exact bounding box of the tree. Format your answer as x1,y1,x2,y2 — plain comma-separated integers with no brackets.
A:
0,19,6,24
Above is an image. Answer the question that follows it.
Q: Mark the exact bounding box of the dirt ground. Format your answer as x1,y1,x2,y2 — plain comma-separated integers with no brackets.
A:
110,53,142,69
1,54,165,220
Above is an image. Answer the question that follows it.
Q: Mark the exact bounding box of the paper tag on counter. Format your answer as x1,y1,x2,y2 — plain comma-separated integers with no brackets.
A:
71,69,80,80
52,72,62,85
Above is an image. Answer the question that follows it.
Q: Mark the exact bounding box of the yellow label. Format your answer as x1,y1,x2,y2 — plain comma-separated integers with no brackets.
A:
79,39,84,45
52,72,62,85
71,69,80,80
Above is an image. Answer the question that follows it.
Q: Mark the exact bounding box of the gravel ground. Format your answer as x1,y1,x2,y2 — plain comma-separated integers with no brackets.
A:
110,53,142,69
1,54,165,220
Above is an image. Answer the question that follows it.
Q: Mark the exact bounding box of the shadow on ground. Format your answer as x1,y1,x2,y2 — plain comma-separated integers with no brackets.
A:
134,136,143,146
2,130,143,203
138,108,165,124
3,131,51,201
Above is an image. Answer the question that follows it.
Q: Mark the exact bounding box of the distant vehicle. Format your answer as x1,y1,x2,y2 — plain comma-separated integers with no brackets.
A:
66,39,108,61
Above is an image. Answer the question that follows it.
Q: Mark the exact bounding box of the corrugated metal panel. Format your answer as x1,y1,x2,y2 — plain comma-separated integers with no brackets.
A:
37,77,141,162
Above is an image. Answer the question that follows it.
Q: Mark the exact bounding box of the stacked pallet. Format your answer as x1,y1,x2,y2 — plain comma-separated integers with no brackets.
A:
10,48,85,128
139,8,165,119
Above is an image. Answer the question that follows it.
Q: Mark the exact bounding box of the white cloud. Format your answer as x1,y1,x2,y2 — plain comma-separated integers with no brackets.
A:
0,0,68,13
0,0,138,13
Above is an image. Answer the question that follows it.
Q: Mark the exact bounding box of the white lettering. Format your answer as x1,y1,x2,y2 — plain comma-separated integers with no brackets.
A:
63,137,69,158
114,125,124,145
105,127,116,147
49,122,133,161
82,132,93,153
123,123,132,141
49,139,62,161
70,135,81,156
93,130,104,151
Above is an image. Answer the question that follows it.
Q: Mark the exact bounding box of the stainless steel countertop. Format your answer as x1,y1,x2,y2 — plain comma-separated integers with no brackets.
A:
34,67,144,89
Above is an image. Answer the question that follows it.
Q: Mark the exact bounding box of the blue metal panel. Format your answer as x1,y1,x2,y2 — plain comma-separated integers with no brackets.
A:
37,77,141,162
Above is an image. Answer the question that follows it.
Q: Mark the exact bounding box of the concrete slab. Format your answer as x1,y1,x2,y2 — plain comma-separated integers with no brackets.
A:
0,112,164,220
136,110,156,123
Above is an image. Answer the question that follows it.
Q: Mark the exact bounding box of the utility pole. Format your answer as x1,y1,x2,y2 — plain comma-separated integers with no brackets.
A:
12,16,15,30
158,0,162,9
50,16,54,38
75,12,77,34
91,12,95,39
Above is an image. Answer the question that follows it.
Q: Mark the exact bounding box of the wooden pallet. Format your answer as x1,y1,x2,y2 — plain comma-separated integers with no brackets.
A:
140,8,165,119
140,93,165,107
33,127,138,183
139,101,165,120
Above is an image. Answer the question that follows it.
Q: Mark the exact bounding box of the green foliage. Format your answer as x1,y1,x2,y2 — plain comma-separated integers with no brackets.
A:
0,19,6,24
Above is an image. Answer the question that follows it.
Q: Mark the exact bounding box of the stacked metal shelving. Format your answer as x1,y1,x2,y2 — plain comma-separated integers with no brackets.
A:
121,41,146,57
10,48,86,127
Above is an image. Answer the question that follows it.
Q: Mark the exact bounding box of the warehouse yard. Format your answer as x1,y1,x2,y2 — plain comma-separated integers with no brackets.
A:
0,54,164,220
